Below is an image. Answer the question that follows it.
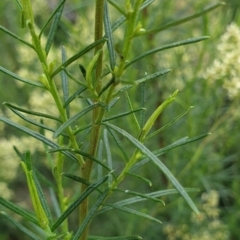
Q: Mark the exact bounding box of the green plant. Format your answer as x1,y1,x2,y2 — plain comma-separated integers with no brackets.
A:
0,1,224,239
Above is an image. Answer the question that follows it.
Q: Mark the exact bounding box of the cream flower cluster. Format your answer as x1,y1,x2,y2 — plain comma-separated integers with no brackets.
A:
163,190,229,240
204,23,240,100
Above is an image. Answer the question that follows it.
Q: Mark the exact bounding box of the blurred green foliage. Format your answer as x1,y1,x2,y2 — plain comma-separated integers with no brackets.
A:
0,0,240,239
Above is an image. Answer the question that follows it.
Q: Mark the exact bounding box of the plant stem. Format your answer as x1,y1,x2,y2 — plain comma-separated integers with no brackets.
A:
79,1,105,240
116,0,143,79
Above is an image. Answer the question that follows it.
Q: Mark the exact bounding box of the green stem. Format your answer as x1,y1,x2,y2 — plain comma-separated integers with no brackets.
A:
79,1,105,240
94,0,104,93
116,0,143,79
79,1,144,239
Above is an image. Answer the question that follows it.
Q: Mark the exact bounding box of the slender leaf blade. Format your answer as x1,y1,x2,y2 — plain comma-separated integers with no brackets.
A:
49,148,112,173
51,38,107,78
98,188,199,214
32,172,53,225
126,172,152,186
61,46,70,117
146,106,194,139
39,0,66,38
45,0,65,55
0,66,44,88
3,102,62,122
104,1,116,70
142,2,225,35
62,172,90,186
131,134,210,172
6,106,67,137
73,189,109,240
107,204,162,224
63,86,87,108
0,25,34,48
103,129,113,185
53,103,98,138
107,127,129,162
0,197,39,226
125,36,210,69
103,108,145,122
135,69,171,85
0,117,78,162
0,212,42,240
51,176,108,231
115,189,164,205
103,122,200,214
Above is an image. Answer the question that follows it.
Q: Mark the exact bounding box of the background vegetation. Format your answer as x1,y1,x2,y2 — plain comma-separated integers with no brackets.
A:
0,0,240,239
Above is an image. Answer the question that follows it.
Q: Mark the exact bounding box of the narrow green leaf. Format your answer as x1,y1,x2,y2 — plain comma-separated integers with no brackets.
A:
86,49,103,90
63,86,87,108
0,197,39,226
107,204,162,224
125,36,210,69
53,103,98,138
115,188,164,205
51,38,107,78
107,127,129,162
98,76,115,97
0,117,78,162
0,25,34,48
24,150,32,171
112,85,132,96
13,145,25,161
103,129,113,185
141,0,155,9
135,69,171,85
107,97,120,110
97,140,104,180
131,134,210,172
125,91,141,131
73,189,109,240
146,106,194,139
0,66,44,88
0,212,42,240
140,81,146,128
61,46,70,118
104,1,116,70
32,172,53,225
103,108,145,122
107,0,126,16
14,0,23,9
63,69,87,87
98,188,199,214
79,64,86,79
89,235,142,240
6,106,68,137
139,90,178,141
48,148,112,173
103,122,200,214
39,119,56,170
110,15,126,33
51,176,108,232
45,0,65,55
110,0,154,33
152,133,210,157
20,156,49,229
62,172,90,186
126,172,152,186
74,123,92,136
49,188,61,218
39,0,66,39
142,2,225,36
3,102,62,122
